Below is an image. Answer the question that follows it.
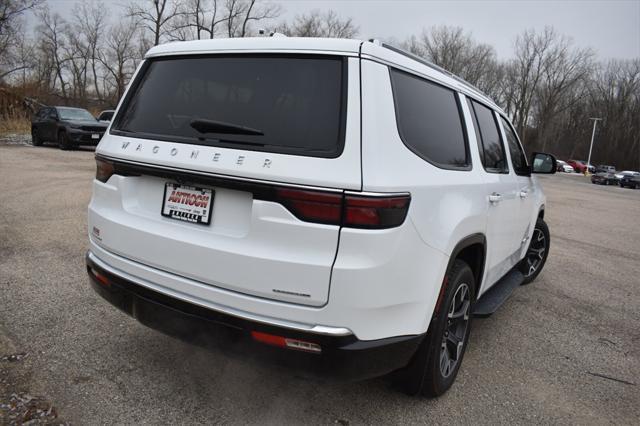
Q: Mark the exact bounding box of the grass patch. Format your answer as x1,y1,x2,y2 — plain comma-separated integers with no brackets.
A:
0,114,31,136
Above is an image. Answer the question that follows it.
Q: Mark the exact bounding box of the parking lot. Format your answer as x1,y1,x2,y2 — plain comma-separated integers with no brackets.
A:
1,141,639,424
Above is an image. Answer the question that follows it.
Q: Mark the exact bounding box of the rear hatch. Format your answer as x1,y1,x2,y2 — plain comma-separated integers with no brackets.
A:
90,51,361,307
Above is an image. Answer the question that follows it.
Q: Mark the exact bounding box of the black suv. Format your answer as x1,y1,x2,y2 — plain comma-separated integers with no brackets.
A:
619,173,640,189
31,106,108,150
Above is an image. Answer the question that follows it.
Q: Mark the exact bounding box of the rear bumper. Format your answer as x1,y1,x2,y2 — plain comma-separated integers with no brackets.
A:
86,251,424,381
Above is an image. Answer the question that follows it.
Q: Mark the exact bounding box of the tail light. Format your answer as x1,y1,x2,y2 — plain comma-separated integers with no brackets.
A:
344,194,411,229
95,157,115,183
275,188,343,225
88,267,111,287
251,331,321,353
274,188,410,229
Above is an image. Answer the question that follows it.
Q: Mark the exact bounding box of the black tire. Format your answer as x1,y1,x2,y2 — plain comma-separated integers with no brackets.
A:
31,129,42,146
395,260,474,397
519,218,550,285
58,131,73,150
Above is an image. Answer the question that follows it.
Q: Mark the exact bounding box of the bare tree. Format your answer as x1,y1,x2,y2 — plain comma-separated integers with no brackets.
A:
505,27,559,141
403,26,498,93
0,0,44,80
73,2,105,101
533,41,594,151
224,0,280,37
197,0,227,39
128,0,183,46
99,19,139,102
36,7,70,99
280,10,358,38
168,0,280,40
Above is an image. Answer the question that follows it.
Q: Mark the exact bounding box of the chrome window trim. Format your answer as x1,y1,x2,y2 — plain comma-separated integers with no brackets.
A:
96,155,345,193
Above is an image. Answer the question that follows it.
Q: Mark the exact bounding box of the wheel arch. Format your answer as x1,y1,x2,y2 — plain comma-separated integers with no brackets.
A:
434,234,486,316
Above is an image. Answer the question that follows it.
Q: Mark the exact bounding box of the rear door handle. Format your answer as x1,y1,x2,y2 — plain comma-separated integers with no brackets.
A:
519,190,529,199
488,193,502,203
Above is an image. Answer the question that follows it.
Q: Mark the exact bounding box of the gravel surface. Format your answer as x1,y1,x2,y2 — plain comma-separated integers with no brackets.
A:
1,140,639,424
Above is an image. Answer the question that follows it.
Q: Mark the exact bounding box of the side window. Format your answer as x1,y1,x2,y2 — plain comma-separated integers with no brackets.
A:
500,116,528,175
467,99,508,173
390,69,470,169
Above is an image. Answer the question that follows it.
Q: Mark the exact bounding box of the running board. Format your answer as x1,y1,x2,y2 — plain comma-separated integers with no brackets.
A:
472,269,524,317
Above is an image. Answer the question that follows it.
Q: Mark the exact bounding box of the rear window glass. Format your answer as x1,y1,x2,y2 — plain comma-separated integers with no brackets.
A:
390,69,470,169
112,55,346,158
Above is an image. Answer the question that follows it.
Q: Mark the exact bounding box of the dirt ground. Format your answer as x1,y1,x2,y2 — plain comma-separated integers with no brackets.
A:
1,140,639,424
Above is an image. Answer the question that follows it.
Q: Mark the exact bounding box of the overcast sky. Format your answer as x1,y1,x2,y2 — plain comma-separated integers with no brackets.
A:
40,0,640,60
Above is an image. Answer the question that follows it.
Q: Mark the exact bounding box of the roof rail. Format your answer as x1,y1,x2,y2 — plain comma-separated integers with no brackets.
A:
378,42,491,102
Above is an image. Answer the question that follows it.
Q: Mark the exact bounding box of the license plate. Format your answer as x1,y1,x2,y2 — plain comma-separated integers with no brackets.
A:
91,133,100,139
162,183,214,225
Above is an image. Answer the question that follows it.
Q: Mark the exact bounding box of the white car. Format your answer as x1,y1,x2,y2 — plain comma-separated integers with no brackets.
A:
86,37,556,397
556,160,575,173
614,170,640,180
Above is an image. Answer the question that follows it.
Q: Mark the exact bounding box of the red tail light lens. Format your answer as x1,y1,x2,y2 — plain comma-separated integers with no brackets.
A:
96,157,115,183
275,188,343,225
344,194,411,229
251,331,321,353
251,331,286,347
274,188,410,229
89,267,111,287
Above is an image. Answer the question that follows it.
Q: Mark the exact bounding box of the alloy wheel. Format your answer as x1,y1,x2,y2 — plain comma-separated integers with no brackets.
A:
524,228,546,277
440,283,470,378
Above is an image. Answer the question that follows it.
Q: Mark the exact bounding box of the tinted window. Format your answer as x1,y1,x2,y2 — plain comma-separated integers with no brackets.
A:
468,100,508,173
390,69,469,169
113,55,346,158
500,116,528,175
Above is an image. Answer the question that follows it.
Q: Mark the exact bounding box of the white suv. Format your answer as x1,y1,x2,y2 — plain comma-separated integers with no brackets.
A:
86,37,556,397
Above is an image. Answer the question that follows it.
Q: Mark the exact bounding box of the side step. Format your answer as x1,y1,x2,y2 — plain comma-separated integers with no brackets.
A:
472,269,524,317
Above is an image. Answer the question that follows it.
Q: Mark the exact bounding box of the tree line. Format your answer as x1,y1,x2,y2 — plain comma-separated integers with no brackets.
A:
1,0,638,169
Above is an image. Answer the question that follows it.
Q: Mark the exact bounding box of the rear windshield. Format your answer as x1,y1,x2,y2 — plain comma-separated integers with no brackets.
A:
112,55,347,158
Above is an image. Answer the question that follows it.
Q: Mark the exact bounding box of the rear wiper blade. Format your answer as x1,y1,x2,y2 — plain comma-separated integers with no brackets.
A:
190,118,264,136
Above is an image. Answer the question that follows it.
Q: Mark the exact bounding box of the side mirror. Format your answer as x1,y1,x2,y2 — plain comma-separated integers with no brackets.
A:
531,152,557,174
48,113,58,121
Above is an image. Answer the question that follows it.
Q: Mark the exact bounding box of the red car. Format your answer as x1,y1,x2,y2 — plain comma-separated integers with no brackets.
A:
566,159,592,173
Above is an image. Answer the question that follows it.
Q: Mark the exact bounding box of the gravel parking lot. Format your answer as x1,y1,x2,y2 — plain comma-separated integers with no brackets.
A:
1,140,639,424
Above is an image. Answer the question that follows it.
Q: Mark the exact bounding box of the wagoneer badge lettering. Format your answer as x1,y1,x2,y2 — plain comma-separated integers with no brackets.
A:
118,143,274,167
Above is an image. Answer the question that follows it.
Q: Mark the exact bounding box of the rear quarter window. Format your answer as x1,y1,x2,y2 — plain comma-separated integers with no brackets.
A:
112,55,347,158
389,69,470,170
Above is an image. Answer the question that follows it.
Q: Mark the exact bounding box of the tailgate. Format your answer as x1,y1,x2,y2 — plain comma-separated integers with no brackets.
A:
90,54,361,306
